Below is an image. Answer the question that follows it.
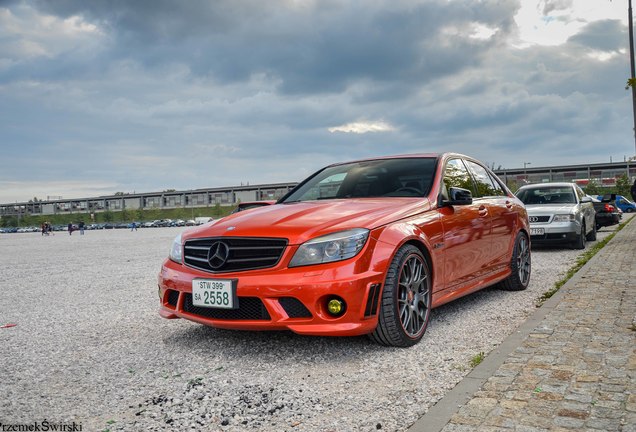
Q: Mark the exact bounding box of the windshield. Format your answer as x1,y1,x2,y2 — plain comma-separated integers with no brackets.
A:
281,157,437,203
516,186,576,205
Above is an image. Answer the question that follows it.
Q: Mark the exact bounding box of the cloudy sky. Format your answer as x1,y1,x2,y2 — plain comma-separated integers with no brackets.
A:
1,0,634,203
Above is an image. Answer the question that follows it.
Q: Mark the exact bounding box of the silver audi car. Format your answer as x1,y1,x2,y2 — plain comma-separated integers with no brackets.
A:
515,182,596,249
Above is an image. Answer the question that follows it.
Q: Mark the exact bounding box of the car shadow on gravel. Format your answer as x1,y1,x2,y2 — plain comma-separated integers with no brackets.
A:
162,324,384,360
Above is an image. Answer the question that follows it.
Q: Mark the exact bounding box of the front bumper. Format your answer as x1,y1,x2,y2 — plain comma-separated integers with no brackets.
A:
158,258,386,337
595,213,620,228
528,220,581,244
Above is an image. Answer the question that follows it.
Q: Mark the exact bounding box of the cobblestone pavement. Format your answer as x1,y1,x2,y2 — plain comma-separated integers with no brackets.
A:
413,215,635,432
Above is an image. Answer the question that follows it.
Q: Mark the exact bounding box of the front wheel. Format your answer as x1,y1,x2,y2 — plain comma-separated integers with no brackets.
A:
369,245,432,347
586,221,597,241
572,222,586,250
498,232,531,291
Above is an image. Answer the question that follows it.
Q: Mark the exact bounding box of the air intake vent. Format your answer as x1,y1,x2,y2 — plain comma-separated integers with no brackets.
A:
278,297,312,318
364,284,382,317
182,293,271,320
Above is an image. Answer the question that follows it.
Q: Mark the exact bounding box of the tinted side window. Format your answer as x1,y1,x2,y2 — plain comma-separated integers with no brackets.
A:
487,173,507,196
465,160,505,198
443,159,475,197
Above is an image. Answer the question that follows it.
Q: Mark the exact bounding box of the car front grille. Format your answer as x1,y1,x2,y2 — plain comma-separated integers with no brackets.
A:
182,293,271,320
529,216,550,223
183,237,287,273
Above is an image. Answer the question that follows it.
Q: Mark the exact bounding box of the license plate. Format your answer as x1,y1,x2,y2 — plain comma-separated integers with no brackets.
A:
192,279,237,309
530,228,545,235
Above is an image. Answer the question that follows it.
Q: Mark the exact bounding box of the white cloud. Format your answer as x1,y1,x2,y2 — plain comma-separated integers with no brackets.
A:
328,120,396,134
0,3,104,61
512,0,627,48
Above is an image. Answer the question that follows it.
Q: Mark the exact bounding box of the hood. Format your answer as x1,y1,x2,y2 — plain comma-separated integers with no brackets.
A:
184,198,431,245
525,204,577,214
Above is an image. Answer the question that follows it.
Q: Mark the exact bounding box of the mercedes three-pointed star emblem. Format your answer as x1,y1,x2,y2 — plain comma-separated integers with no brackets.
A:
207,241,230,269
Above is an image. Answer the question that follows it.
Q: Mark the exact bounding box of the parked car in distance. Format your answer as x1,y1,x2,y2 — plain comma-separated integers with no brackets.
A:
230,200,276,214
159,153,531,347
597,194,635,213
588,195,621,230
516,182,596,249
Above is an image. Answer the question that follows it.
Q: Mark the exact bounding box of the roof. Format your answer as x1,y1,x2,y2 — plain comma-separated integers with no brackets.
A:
518,182,577,189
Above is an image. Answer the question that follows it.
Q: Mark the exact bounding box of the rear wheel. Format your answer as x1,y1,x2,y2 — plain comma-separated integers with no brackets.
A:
498,232,531,291
369,245,432,347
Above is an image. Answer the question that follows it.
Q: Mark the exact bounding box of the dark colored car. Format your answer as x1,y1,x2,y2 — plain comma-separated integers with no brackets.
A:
588,196,621,230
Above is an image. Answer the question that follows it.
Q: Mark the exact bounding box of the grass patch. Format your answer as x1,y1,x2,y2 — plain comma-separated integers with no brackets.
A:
536,217,633,307
469,352,485,368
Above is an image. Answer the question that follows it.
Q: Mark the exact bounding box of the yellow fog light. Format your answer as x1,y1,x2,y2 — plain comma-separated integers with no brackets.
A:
327,298,345,316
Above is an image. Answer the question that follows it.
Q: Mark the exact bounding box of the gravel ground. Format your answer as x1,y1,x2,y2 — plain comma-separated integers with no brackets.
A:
0,216,631,432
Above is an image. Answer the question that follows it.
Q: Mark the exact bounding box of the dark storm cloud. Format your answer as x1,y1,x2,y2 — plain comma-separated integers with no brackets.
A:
29,0,518,95
568,19,625,52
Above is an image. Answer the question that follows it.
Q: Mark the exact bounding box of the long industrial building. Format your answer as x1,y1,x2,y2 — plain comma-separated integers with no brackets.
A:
1,160,634,218
493,160,635,188
0,183,297,218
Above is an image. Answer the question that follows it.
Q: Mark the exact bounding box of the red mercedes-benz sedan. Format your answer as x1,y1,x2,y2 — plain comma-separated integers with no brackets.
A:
158,153,531,347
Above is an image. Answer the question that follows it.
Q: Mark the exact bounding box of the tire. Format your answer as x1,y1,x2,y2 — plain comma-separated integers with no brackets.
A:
596,223,601,231
369,245,432,347
498,232,531,291
572,222,586,250
627,208,634,213
586,221,597,241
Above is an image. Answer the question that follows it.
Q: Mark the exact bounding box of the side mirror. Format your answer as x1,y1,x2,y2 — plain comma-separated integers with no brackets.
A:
443,187,473,206
580,196,592,203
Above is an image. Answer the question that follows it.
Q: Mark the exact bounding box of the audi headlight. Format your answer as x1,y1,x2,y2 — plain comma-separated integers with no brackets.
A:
169,233,183,263
553,214,575,222
289,229,369,267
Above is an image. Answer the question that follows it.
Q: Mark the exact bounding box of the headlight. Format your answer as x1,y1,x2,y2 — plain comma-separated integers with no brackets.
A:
553,214,575,222
169,233,183,263
289,229,369,267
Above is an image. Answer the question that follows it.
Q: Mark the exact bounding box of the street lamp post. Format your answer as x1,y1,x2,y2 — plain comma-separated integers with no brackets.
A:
629,0,636,157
